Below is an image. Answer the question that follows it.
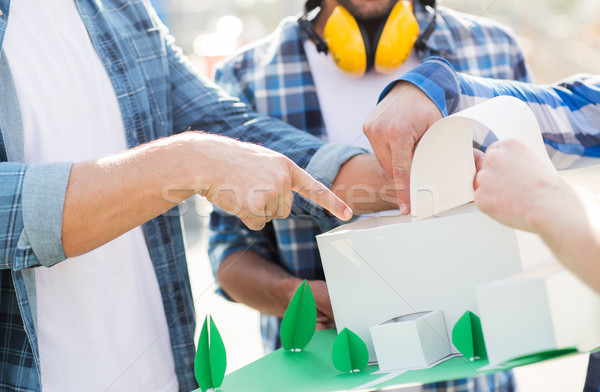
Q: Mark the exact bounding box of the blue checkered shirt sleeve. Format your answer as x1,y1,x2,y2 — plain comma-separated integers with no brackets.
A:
385,57,600,166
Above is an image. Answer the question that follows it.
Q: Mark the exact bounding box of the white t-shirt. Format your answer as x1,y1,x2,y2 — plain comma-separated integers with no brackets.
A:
304,40,419,153
3,1,177,391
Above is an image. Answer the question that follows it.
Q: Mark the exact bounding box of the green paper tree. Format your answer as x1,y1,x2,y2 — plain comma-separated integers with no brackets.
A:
452,310,487,361
195,315,227,391
331,328,369,373
280,280,317,351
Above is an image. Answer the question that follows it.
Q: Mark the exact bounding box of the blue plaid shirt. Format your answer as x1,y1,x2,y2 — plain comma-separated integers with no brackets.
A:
384,56,600,165
0,1,366,391
209,3,532,391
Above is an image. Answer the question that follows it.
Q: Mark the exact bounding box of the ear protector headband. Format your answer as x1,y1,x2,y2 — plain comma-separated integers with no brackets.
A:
299,0,437,76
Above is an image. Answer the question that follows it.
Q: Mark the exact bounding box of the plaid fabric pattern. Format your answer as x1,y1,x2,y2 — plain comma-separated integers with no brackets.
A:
0,0,349,390
0,271,39,392
209,3,532,391
393,57,600,167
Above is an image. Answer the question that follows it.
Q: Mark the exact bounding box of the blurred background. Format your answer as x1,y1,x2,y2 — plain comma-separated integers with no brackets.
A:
161,0,599,389
153,0,600,81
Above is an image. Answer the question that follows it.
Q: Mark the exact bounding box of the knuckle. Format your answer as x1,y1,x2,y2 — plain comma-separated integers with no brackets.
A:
362,120,375,137
280,175,292,189
243,216,264,231
279,204,292,219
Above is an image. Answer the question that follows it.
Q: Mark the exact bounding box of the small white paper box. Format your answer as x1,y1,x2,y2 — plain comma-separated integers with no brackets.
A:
316,97,557,362
476,263,600,365
371,311,452,371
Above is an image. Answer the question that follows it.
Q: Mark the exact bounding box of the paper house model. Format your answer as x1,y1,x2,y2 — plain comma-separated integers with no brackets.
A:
316,97,557,362
476,263,600,365
371,311,452,371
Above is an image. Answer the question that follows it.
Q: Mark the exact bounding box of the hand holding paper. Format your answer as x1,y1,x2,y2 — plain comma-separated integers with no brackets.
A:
363,81,443,214
475,139,600,293
410,95,553,220
318,96,560,363
474,139,562,232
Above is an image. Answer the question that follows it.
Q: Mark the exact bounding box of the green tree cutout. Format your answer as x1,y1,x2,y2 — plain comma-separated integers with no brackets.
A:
331,328,369,373
195,315,227,391
452,310,487,361
280,280,317,351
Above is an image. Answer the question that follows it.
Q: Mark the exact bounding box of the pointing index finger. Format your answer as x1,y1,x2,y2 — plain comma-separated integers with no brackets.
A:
290,164,353,221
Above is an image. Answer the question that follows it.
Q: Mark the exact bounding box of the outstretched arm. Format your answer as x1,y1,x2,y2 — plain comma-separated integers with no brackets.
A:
364,57,600,211
1,132,350,269
216,250,335,330
474,139,600,293
62,132,351,257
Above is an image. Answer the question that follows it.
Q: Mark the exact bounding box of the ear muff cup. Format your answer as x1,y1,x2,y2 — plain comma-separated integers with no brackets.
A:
323,1,420,76
323,5,368,76
374,1,420,73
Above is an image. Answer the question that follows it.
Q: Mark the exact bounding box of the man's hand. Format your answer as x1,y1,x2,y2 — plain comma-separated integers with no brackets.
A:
63,132,351,257
363,81,442,213
283,279,335,331
474,139,600,293
474,139,563,232
191,133,353,229
332,153,397,214
217,251,336,330
309,280,335,331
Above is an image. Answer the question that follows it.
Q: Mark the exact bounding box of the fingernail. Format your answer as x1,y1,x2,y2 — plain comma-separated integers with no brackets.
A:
344,207,353,220
399,204,408,215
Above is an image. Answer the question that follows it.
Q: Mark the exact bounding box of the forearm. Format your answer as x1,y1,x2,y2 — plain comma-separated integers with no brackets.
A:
216,250,300,317
168,42,365,222
331,153,397,214
389,57,600,162
530,183,600,293
62,132,206,257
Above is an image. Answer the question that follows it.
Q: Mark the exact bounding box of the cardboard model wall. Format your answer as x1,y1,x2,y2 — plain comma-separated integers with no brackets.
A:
316,97,557,362
477,263,600,365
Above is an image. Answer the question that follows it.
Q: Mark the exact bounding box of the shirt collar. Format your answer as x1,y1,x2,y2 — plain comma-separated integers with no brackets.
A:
413,1,456,57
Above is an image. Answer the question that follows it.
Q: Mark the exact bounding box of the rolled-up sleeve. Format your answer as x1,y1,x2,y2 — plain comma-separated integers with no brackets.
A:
22,162,73,267
1,161,73,270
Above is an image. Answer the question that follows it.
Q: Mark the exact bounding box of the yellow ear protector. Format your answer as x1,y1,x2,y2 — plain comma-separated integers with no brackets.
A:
299,0,437,76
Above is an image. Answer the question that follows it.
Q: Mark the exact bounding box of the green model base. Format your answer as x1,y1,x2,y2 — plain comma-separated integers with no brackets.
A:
192,329,580,392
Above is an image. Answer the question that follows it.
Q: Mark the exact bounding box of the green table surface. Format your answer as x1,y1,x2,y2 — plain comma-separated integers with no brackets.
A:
193,329,580,392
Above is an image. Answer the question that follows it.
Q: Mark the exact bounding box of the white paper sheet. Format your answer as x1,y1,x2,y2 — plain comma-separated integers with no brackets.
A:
410,96,553,220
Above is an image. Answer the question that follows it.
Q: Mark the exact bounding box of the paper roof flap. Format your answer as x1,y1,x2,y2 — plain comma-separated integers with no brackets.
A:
410,116,476,220
452,96,553,169
410,96,552,220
